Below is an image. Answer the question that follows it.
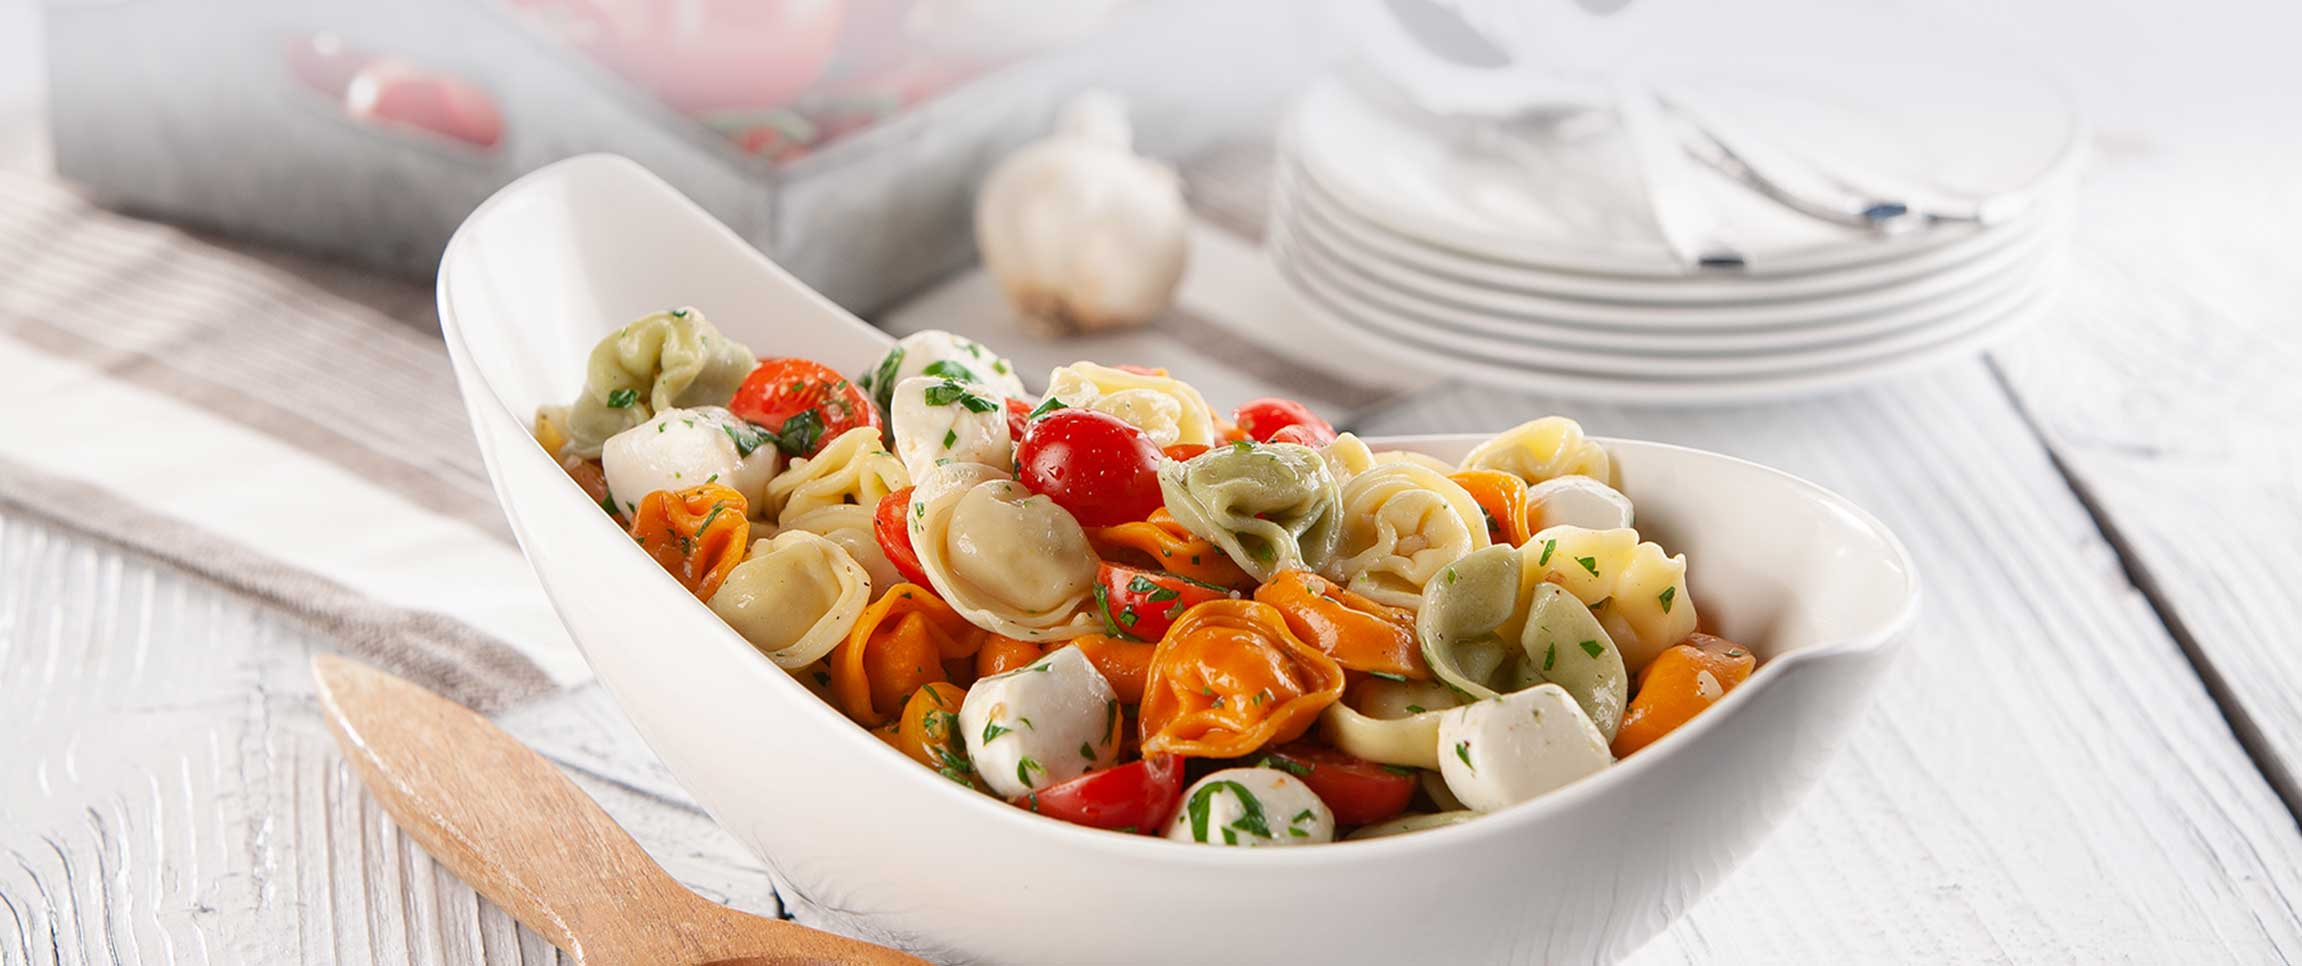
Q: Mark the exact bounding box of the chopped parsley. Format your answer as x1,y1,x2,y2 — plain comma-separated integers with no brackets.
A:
1368,670,1408,683
1230,440,1254,454
1185,780,1270,843
868,346,907,413
981,720,1012,743
942,427,959,449
669,307,688,318
1091,583,1146,642
1443,567,1457,585
695,501,731,534
1580,639,1605,658
767,409,824,457
1538,539,1557,566
1575,555,1600,576
921,359,981,384
605,388,639,409
1016,756,1044,788
1544,642,1557,671
1019,716,1036,731
721,420,769,458
1405,704,1426,714
1658,586,1677,613
1102,699,1120,744
1455,740,1475,771
1079,741,1098,761
1257,755,1313,778
1290,809,1315,824
1026,397,1069,420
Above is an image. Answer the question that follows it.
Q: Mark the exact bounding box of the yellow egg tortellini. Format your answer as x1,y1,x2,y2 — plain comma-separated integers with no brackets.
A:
709,530,873,668
1522,525,1697,672
564,307,757,458
1459,416,1612,488
763,426,910,524
1323,463,1490,610
1158,442,1343,583
910,464,1103,640
1043,361,1219,448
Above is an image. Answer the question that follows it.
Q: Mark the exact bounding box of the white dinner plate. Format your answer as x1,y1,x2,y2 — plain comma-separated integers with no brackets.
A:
1276,238,2059,401
1274,210,2057,359
1288,56,2080,277
1278,171,2061,337
1275,148,2063,309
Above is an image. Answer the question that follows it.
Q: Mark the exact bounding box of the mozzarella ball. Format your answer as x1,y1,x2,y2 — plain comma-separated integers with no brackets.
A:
1527,476,1634,532
1166,768,1334,847
601,406,779,516
1437,683,1613,812
890,375,1014,482
959,644,1121,797
870,329,1029,401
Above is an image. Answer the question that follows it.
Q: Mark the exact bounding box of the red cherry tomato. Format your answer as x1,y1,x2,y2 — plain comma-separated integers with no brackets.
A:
1094,563,1235,643
1004,397,1035,442
729,357,878,458
1262,743,1417,826
1233,398,1337,447
1016,409,1164,527
872,488,932,587
1014,755,1185,833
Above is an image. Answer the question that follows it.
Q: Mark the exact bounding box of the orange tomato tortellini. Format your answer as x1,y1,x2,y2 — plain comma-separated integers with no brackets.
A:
1611,632,1757,758
1087,508,1255,590
629,483,749,600
881,682,981,786
830,584,988,727
975,633,1155,704
1449,469,1532,546
1253,570,1429,680
1139,600,1346,759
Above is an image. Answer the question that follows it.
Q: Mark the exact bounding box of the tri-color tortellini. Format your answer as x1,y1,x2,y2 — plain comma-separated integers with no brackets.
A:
538,312,1759,845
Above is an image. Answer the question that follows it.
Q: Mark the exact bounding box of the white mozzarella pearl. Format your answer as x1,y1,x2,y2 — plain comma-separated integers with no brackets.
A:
890,376,1014,483
958,644,1121,797
1526,476,1635,532
1165,768,1335,847
1437,683,1614,812
601,406,779,515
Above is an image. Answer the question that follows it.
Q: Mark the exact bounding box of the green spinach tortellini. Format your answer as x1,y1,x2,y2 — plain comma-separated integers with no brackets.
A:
564,307,758,458
1417,544,1628,741
1158,441,1342,582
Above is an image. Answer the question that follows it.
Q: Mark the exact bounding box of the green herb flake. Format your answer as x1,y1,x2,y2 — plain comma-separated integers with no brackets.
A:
1102,699,1120,745
1405,704,1426,714
1288,827,1309,838
921,359,981,384
605,388,639,409
982,720,1012,743
1186,780,1271,843
1231,440,1253,454
1369,670,1407,683
942,427,959,449
1580,639,1605,658
1658,586,1677,613
1080,741,1097,761
1538,539,1557,566
1576,555,1600,576
1257,755,1312,778
1455,740,1475,771
1291,808,1315,824
1443,567,1457,585
1017,756,1043,788
1544,642,1557,671
1381,764,1418,776
1091,583,1146,642
770,409,824,457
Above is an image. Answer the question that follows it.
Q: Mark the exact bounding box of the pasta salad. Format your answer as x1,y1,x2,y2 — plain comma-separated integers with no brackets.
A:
533,309,1758,846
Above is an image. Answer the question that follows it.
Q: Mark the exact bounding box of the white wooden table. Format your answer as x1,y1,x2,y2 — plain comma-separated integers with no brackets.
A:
5,0,2302,962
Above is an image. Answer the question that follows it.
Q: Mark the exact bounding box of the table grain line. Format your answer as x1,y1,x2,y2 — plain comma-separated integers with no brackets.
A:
1984,355,2302,829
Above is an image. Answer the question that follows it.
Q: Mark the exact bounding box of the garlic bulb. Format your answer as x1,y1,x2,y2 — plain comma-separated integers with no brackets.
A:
974,91,1189,335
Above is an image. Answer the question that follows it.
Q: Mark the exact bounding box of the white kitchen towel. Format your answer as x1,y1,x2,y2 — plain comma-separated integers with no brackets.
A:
0,173,583,704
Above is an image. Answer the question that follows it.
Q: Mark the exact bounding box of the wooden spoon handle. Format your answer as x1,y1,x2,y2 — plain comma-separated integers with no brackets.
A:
312,655,925,966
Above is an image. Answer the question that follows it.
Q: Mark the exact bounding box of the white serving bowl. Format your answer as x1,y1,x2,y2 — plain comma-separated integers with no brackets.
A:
438,156,1920,966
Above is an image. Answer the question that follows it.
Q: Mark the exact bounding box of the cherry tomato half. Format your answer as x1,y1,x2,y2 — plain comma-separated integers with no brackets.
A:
1233,397,1336,447
872,487,933,588
1262,743,1417,826
1014,754,1185,833
1016,409,1165,527
729,357,878,458
1094,563,1234,643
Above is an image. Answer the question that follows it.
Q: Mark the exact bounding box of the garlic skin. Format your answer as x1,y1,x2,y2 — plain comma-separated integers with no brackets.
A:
974,91,1189,335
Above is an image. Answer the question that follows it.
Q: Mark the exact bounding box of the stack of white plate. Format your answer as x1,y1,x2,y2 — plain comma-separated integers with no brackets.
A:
1270,65,2084,403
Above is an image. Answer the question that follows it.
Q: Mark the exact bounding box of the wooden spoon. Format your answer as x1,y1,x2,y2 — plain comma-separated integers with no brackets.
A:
312,654,928,966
